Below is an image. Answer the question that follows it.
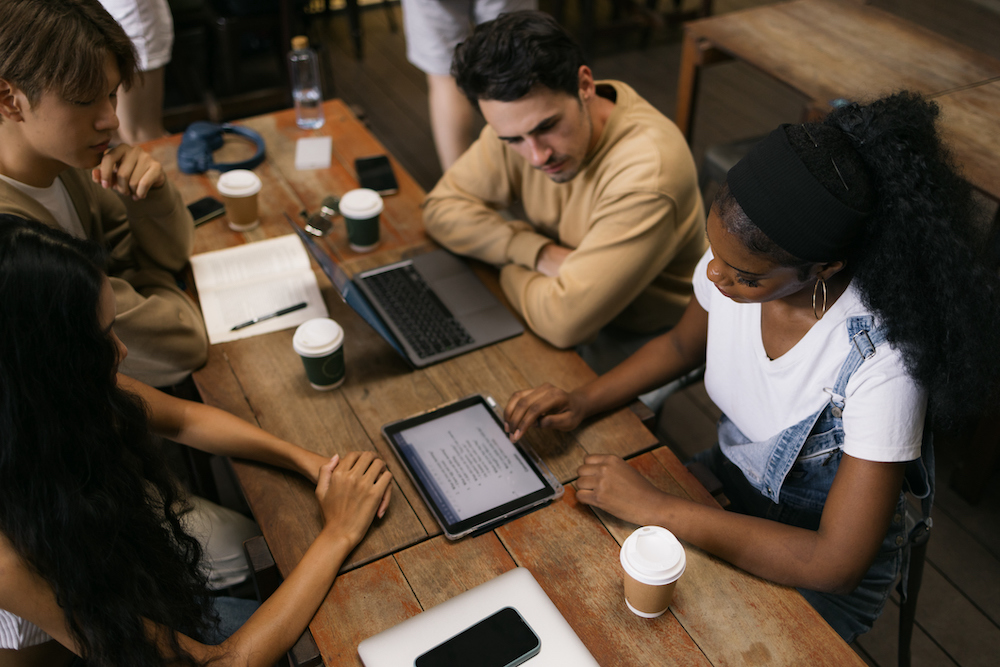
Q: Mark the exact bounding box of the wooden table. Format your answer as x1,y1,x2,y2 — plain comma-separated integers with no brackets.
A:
152,100,865,666
933,80,1000,202
675,0,1000,144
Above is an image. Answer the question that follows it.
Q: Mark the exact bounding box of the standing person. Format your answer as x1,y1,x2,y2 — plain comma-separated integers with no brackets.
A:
401,0,538,171
424,11,705,375
0,0,207,387
100,0,173,143
503,92,1000,641
0,216,393,667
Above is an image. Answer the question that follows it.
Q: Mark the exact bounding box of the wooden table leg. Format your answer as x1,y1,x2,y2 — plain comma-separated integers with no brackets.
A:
675,30,730,144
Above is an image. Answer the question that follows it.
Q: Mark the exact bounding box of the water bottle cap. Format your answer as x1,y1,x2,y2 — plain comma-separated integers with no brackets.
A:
292,35,309,51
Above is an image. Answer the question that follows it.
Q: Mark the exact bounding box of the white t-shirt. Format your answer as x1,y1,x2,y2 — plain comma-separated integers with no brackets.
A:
0,611,49,650
0,174,85,239
99,0,174,71
693,249,925,463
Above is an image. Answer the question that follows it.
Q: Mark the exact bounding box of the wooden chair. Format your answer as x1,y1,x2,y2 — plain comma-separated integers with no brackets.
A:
290,0,398,60
243,536,323,667
896,504,931,667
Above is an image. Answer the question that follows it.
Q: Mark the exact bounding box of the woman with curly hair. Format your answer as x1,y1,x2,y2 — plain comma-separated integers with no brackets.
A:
503,91,1000,640
0,215,392,666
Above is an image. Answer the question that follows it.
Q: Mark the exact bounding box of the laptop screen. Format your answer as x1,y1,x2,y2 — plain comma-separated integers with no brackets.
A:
284,215,408,360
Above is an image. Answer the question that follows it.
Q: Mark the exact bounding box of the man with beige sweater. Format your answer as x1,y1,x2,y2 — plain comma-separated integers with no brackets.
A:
423,12,706,369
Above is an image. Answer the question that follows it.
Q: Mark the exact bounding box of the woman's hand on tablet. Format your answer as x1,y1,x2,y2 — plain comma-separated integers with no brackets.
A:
504,384,588,442
315,452,393,546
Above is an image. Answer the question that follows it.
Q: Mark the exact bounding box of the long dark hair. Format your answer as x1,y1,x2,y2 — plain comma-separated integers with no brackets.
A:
718,92,1000,425
0,216,212,666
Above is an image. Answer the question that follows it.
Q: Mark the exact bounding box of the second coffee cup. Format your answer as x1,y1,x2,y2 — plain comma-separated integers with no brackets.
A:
292,318,345,390
620,525,687,618
216,169,262,232
338,188,383,252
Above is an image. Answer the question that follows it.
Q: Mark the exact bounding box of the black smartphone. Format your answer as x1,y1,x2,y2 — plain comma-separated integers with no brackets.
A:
415,607,540,667
187,196,226,226
355,155,399,196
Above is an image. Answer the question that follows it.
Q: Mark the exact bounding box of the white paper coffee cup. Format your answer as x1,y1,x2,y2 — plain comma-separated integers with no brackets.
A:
217,169,262,232
620,526,686,618
338,188,383,252
292,318,345,390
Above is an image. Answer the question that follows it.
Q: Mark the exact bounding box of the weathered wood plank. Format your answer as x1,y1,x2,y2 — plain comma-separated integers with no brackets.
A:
394,533,516,611
310,556,422,667
497,486,711,667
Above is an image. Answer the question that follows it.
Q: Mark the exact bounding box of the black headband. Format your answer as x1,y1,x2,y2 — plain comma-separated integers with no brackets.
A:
726,125,870,262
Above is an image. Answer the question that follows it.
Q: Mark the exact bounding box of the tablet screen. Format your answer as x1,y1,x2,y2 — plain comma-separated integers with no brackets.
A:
383,396,560,538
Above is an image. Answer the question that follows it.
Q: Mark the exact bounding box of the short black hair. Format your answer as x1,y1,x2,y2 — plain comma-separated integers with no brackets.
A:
451,11,586,107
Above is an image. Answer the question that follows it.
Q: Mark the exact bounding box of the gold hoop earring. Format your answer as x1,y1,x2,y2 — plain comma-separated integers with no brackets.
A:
812,276,828,320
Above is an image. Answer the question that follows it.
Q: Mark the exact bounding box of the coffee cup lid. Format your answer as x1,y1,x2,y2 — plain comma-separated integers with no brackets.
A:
292,318,343,357
338,188,383,218
217,169,262,197
620,526,686,585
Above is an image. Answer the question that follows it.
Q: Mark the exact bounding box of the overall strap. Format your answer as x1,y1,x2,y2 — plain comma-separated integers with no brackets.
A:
824,316,890,411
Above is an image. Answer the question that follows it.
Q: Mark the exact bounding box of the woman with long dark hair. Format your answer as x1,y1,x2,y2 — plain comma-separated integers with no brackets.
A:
503,91,1000,640
0,215,392,666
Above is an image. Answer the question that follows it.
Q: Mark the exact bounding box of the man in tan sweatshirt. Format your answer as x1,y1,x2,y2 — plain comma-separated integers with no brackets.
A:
423,11,706,367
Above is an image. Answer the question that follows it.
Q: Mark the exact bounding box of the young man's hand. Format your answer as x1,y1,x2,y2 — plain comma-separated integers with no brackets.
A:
535,243,572,277
92,144,166,200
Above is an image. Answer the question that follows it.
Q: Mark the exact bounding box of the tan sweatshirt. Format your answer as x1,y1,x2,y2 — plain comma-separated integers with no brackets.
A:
0,169,208,386
424,81,706,348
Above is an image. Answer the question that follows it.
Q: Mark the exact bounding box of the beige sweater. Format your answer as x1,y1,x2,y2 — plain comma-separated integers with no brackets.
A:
424,81,707,348
0,169,208,386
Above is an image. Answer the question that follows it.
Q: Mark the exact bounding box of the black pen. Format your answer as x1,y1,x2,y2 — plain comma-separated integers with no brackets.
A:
231,302,308,331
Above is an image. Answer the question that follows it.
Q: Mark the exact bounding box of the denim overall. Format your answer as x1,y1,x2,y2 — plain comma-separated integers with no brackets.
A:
699,315,934,642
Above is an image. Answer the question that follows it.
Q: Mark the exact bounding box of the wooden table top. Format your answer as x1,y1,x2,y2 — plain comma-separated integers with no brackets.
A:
686,0,1000,107
153,100,864,666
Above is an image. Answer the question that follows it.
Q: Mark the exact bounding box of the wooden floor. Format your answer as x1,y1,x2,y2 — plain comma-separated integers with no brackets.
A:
296,1,999,665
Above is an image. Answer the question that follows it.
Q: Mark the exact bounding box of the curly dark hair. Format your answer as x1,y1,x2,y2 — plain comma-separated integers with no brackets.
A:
718,92,1000,425
0,216,212,666
451,10,586,108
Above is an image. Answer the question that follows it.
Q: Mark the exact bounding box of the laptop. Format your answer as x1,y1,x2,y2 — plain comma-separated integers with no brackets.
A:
357,567,599,667
285,214,524,368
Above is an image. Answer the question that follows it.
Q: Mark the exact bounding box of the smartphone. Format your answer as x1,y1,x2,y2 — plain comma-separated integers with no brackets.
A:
187,196,226,226
355,155,399,196
415,607,540,667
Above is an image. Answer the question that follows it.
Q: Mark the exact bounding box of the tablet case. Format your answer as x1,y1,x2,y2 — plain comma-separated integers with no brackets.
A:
381,395,564,539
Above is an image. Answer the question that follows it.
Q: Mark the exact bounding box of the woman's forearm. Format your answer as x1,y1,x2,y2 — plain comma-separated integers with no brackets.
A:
119,375,327,481
181,527,353,667
170,400,326,480
574,332,704,419
578,454,904,594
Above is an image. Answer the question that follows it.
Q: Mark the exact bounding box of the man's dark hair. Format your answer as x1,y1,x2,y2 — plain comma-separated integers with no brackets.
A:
451,11,586,107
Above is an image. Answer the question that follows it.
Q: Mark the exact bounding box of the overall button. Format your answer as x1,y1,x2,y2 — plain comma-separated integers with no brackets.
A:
893,513,902,524
895,535,905,546
831,406,843,418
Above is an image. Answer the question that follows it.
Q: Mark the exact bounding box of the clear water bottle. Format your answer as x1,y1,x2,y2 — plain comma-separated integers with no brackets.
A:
288,35,325,130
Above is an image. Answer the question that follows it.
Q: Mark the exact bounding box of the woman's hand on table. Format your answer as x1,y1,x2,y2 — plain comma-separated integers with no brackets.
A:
315,452,393,546
504,383,588,442
576,454,670,527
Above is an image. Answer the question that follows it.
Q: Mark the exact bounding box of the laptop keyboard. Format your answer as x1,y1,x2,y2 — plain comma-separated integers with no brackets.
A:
361,265,474,359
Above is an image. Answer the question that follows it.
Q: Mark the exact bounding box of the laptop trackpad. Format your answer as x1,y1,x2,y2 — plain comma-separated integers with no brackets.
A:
432,274,496,315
